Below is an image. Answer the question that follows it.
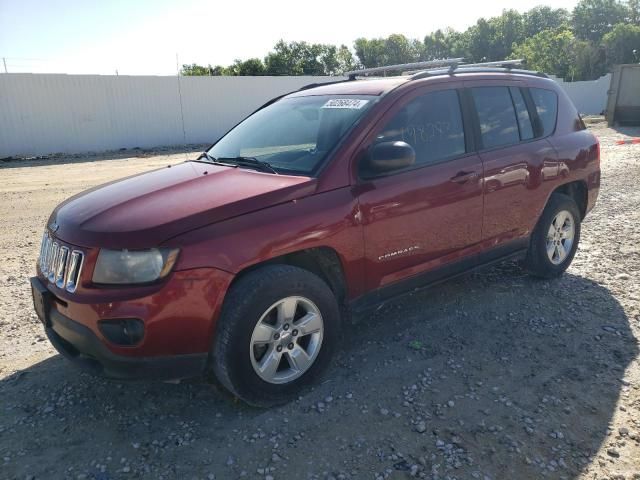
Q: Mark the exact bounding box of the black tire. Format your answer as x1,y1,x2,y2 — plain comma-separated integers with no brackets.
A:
524,192,581,278
211,264,341,407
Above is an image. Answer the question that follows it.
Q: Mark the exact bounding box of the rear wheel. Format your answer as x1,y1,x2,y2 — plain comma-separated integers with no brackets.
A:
211,265,340,407
524,193,581,278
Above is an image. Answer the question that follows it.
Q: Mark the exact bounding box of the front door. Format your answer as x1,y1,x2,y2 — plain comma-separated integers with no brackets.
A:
356,87,484,291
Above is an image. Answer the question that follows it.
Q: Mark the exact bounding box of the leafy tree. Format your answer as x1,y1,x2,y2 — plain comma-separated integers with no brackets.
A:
423,29,453,60
231,58,266,76
572,0,628,42
602,22,640,64
182,0,637,80
512,28,577,79
629,0,640,23
181,63,214,76
354,37,388,67
523,6,570,37
466,18,496,61
491,9,526,60
263,40,345,75
335,45,357,73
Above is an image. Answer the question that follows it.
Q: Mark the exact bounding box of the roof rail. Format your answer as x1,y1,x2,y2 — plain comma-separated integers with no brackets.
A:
344,58,464,80
410,59,541,79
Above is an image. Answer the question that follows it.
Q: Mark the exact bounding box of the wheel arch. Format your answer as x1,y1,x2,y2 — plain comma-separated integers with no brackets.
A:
227,246,348,306
552,180,588,220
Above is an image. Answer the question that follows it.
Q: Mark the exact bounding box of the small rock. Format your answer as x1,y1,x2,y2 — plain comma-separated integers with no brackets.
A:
607,448,620,458
415,422,427,433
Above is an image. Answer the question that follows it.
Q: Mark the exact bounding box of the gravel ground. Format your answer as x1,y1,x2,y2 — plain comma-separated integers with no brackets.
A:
1,121,639,480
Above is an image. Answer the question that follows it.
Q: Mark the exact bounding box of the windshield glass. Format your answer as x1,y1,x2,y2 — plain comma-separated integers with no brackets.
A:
207,95,376,175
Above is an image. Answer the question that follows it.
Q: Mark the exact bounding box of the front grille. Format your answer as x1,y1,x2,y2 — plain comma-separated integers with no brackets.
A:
39,231,84,293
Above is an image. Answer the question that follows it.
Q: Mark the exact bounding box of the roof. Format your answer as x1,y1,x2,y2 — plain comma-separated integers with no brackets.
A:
286,77,408,97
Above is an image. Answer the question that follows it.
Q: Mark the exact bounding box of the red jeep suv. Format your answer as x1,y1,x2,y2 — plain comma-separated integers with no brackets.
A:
31,61,600,406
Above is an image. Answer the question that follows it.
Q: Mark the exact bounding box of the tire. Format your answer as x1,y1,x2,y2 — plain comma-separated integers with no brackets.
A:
524,192,581,278
211,264,341,407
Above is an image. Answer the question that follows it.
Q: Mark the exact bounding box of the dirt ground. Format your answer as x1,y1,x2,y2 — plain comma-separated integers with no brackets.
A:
1,122,639,480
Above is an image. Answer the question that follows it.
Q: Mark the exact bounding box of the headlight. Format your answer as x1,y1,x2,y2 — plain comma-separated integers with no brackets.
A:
92,248,179,285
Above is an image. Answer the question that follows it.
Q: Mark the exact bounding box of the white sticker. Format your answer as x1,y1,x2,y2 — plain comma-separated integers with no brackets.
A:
322,98,369,109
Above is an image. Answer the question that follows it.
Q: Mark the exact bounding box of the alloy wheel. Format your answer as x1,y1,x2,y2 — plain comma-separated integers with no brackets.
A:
249,296,324,384
546,210,575,265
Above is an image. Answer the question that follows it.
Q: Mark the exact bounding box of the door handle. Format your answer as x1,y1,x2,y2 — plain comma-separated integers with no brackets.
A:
450,171,479,184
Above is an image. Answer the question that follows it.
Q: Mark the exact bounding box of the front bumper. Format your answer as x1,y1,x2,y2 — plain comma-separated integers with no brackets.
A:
46,308,208,380
31,264,233,380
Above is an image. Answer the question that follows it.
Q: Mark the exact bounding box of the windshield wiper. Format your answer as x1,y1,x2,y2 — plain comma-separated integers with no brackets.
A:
191,152,238,167
217,156,278,174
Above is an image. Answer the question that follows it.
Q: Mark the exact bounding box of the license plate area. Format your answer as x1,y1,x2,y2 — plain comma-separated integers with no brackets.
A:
30,277,52,327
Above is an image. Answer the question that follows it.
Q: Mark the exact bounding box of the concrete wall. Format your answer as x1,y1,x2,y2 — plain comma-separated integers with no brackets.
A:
606,64,640,125
0,74,343,157
0,72,612,158
549,73,611,116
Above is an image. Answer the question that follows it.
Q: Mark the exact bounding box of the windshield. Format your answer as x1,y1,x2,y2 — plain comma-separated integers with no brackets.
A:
207,95,376,175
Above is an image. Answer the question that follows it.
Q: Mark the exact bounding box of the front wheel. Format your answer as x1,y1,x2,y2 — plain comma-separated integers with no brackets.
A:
211,265,340,407
524,192,581,278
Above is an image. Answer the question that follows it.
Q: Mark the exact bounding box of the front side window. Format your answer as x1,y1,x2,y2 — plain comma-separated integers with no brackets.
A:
373,89,466,167
471,87,520,149
530,88,558,137
208,95,376,175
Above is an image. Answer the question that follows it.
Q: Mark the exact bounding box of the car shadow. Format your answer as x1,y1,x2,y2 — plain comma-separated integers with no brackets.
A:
1,263,637,479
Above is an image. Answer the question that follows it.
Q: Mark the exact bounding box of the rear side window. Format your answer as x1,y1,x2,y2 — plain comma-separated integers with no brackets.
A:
509,87,534,140
530,88,558,137
471,87,520,149
374,89,466,166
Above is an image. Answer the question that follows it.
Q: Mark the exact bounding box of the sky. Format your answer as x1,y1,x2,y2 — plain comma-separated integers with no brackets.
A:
0,0,580,75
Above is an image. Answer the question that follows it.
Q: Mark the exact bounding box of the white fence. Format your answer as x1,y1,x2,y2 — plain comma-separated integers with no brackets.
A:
549,73,611,116
0,74,344,158
0,72,612,158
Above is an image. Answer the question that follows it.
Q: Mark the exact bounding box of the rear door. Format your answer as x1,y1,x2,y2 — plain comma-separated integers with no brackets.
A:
355,85,484,291
466,81,559,245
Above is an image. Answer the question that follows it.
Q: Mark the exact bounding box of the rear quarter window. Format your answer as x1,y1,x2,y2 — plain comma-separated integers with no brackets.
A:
530,88,558,137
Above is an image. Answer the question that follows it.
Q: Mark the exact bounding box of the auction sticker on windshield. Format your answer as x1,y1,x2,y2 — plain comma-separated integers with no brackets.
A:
322,99,369,109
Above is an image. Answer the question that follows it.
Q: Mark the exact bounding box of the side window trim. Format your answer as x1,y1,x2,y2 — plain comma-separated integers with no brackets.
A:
458,88,479,153
521,87,544,138
507,87,524,141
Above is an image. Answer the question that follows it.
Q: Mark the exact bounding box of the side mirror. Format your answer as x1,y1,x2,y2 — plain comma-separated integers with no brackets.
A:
361,141,416,178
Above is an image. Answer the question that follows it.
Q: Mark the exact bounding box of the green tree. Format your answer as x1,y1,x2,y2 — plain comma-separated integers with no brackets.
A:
512,28,577,78
602,22,640,64
523,6,570,37
572,0,628,42
229,58,266,76
424,29,453,60
264,40,341,75
335,45,357,73
492,9,525,60
180,63,214,76
354,37,387,67
629,0,640,23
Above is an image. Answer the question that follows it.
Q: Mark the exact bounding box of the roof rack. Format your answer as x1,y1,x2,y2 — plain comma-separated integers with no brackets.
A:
410,59,538,79
345,58,547,81
344,58,464,80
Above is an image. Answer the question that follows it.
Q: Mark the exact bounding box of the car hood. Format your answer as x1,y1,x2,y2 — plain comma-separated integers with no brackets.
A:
50,161,316,249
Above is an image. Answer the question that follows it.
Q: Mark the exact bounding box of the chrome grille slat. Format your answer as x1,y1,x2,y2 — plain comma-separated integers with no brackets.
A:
48,242,59,282
38,230,84,293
